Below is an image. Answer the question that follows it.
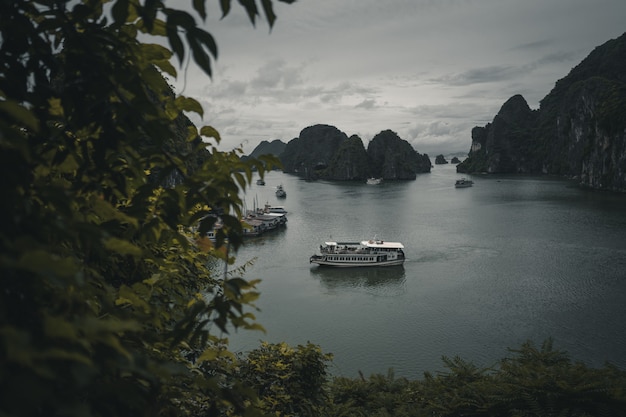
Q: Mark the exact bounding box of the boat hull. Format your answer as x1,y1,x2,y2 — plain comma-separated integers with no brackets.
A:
310,257,404,267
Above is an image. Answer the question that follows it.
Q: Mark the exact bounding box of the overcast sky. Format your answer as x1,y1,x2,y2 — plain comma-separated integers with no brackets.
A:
169,0,626,156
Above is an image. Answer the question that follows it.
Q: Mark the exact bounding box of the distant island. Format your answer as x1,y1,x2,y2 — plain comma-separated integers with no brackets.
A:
244,32,626,191
435,154,448,165
245,125,431,181
457,31,626,192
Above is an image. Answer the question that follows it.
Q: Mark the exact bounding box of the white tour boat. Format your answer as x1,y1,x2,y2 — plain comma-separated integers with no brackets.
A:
366,177,382,185
310,238,405,267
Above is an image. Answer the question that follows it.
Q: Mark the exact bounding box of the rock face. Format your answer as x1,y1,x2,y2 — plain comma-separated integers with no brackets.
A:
458,32,626,192
321,134,371,180
367,130,431,180
435,154,448,164
458,94,538,174
278,125,431,180
246,139,286,159
280,124,348,178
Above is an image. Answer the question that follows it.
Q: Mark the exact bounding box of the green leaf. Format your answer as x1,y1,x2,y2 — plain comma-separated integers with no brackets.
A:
111,0,130,26
166,17,185,64
47,97,64,117
175,96,203,117
115,285,151,313
40,348,93,366
219,0,232,18
0,100,40,132
140,43,173,61
237,0,259,26
190,27,218,59
152,59,177,77
200,125,221,143
89,196,139,227
17,250,78,278
187,35,213,77
192,0,207,20
103,237,143,257
44,317,78,340
261,0,277,28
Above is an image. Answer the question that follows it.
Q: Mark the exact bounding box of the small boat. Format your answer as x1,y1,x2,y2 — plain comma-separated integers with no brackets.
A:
256,178,265,185
310,238,405,267
455,178,474,188
264,204,287,214
276,184,286,198
366,178,382,185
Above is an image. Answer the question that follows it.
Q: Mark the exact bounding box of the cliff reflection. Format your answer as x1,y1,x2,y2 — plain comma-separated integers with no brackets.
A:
310,265,406,295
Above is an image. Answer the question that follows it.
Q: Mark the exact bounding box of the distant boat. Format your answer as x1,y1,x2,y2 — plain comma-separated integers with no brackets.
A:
276,184,286,198
366,178,382,185
264,204,287,214
310,238,405,267
455,178,474,188
241,203,288,237
256,178,265,185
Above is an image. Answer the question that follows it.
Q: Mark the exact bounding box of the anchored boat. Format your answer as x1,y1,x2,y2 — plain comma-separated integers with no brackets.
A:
275,184,286,198
454,178,474,188
310,238,405,267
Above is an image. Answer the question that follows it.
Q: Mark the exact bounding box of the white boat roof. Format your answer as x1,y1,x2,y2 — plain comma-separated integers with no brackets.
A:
324,240,404,249
361,239,404,249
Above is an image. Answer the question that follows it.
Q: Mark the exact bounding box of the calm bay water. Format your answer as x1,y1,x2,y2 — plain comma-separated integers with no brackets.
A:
227,164,626,380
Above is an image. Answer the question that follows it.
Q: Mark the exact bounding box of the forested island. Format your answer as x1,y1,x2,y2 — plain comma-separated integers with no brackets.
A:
249,125,432,181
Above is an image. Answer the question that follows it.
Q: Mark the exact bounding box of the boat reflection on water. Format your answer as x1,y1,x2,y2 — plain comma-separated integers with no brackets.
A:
310,265,406,295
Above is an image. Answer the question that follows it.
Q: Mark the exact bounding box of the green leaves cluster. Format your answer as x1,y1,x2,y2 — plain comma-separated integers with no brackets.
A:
237,342,333,416
0,1,287,416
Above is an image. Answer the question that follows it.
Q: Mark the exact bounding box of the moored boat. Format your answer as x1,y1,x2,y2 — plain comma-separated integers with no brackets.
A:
366,177,382,185
264,205,287,214
310,238,405,267
454,178,474,188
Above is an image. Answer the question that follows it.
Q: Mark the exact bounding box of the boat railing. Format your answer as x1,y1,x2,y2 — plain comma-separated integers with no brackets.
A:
320,246,395,255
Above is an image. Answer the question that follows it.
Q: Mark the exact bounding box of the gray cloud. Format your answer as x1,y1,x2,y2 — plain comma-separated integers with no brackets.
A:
355,99,377,110
433,65,529,86
174,0,626,155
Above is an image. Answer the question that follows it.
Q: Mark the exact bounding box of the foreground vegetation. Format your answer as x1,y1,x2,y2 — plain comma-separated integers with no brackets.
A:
237,339,626,416
2,1,625,416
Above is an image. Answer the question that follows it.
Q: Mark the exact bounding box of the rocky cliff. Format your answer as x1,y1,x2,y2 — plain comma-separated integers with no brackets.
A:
458,32,626,192
320,134,371,180
241,139,286,170
245,139,286,159
280,124,348,178
278,125,431,181
435,154,449,164
367,130,431,180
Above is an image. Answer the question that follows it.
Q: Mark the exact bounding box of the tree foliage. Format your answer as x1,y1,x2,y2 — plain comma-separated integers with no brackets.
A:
0,1,290,416
328,340,626,417
236,342,333,416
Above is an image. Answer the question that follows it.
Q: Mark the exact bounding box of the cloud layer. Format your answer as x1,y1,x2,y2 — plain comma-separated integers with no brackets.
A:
172,0,626,156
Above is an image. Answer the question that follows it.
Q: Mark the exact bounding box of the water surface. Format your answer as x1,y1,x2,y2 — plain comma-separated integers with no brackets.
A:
227,165,626,379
